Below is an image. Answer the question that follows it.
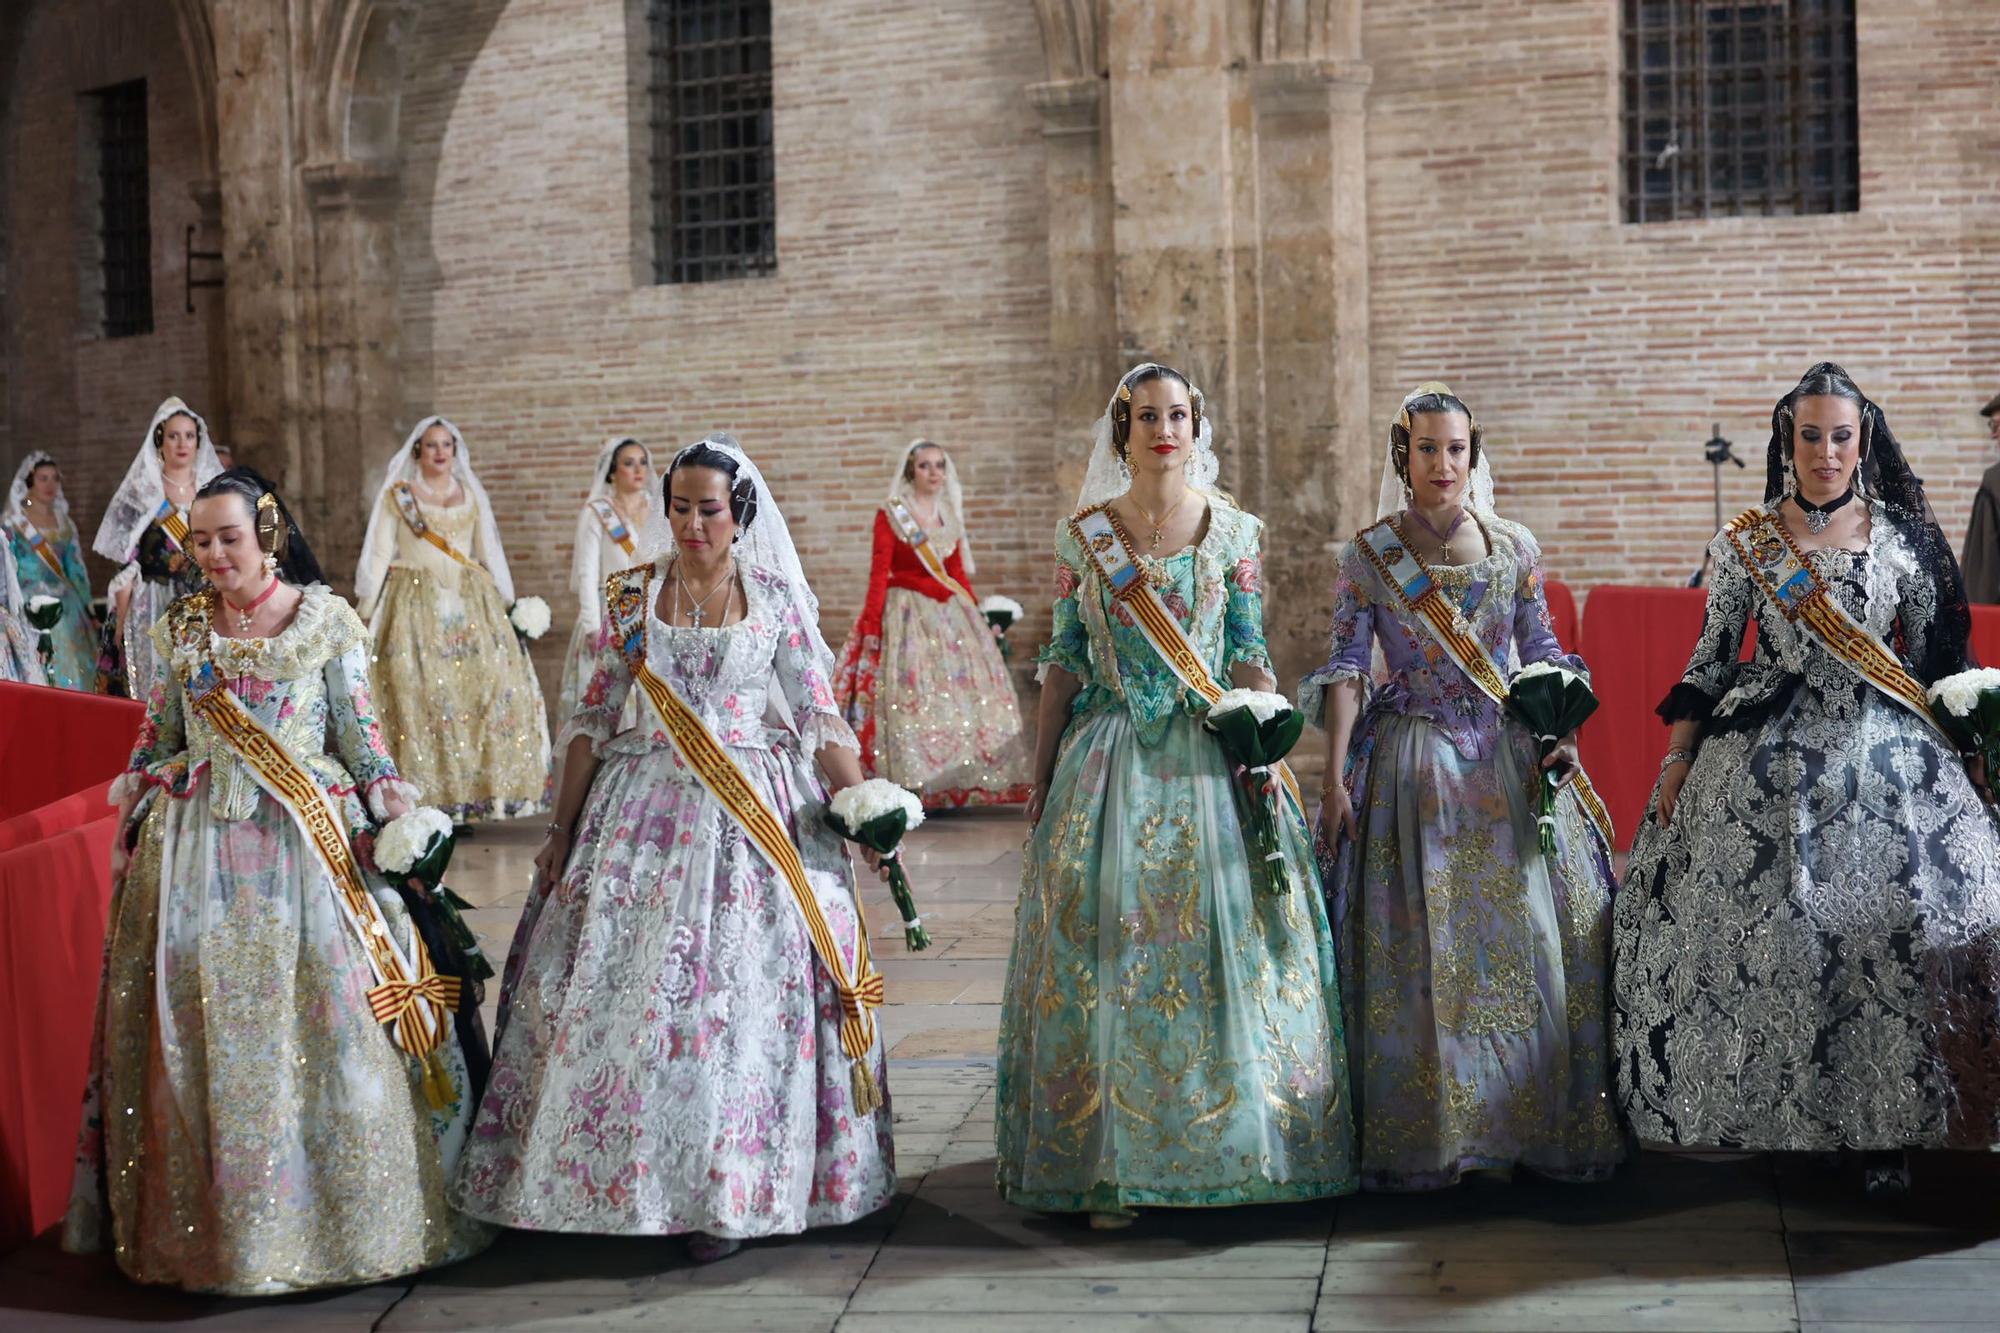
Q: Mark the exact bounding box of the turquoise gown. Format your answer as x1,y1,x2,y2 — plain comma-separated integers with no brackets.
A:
7,515,98,690
995,498,1357,1213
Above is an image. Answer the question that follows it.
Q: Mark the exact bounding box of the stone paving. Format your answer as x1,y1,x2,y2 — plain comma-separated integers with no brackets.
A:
5,810,2000,1331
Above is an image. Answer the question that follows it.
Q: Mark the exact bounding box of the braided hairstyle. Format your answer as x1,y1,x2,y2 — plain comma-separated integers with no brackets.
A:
1109,363,1204,460
192,467,327,586
1388,388,1482,489
666,439,760,529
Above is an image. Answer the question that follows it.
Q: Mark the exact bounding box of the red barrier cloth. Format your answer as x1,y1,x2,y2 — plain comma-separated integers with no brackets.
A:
1544,580,1579,655
0,781,115,855
0,813,116,1251
1970,605,2000,670
1576,586,1752,851
0,683,142,821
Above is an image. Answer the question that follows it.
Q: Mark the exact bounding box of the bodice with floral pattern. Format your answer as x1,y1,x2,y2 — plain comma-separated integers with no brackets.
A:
565,560,858,758
1038,500,1272,748
121,585,404,821
1302,514,1584,761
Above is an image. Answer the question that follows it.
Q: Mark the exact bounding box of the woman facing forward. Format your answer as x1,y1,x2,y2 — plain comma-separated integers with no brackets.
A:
559,436,665,723
355,417,551,823
64,469,491,1293
455,436,895,1262
1305,384,1625,1192
996,362,1356,1226
92,398,223,699
833,439,1031,807
5,452,99,689
1615,362,2000,1194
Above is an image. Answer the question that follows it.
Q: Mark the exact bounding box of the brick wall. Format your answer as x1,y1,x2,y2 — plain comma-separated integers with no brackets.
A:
395,0,1056,699
1364,0,2000,596
0,0,222,583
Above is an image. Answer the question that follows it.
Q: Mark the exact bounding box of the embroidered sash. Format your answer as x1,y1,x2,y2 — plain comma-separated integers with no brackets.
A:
610,568,886,1115
1724,506,1948,738
168,597,460,1106
391,482,477,569
150,499,189,554
1355,518,1616,846
589,497,638,558
12,520,87,602
884,496,975,607
1069,504,1308,820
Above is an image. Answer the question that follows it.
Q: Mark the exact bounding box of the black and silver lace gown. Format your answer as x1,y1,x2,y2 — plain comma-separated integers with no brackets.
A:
1614,501,2000,1150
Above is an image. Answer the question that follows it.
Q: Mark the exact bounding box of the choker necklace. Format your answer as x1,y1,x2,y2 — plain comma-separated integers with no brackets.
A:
1795,488,1855,534
224,576,282,633
1406,505,1468,546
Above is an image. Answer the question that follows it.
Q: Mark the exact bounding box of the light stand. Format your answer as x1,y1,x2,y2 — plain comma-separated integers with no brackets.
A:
1689,423,1743,587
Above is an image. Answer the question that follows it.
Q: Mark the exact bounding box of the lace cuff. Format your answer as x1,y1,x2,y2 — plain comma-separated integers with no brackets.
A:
107,563,141,599
1656,681,1718,725
1297,665,1369,728
798,708,861,757
108,771,144,806
555,714,615,757
365,776,422,822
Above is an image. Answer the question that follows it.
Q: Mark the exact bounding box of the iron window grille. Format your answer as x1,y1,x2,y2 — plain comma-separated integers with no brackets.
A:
94,79,154,337
1621,0,1858,224
647,0,776,284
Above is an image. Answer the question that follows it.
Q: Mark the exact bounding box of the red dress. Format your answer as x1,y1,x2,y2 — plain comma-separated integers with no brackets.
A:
832,508,1030,808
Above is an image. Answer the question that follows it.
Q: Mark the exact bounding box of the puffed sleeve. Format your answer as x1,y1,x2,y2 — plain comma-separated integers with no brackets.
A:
855,510,895,639
1659,531,1752,723
771,585,860,756
324,636,418,820
1298,540,1376,727
557,600,637,754
574,506,605,633
1509,527,1589,679
1221,516,1274,676
1035,521,1090,684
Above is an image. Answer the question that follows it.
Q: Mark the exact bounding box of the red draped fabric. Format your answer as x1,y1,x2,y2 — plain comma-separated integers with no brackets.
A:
1544,579,1579,655
0,683,138,1251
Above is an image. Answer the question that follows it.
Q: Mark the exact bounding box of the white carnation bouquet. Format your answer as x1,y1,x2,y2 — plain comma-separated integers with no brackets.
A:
1928,667,2000,786
1204,688,1305,894
23,594,62,669
980,593,1024,657
826,778,929,950
1503,661,1599,857
375,805,493,981
509,595,552,641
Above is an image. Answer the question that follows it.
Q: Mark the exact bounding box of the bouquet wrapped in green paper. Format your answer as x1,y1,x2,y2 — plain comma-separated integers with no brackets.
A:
827,778,930,950
1204,688,1305,894
375,806,494,982
1503,661,1599,858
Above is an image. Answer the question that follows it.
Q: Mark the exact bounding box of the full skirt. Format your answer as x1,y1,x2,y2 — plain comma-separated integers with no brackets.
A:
1614,686,2000,1150
63,787,492,1294
996,707,1357,1212
369,565,550,822
12,558,95,689
835,588,1031,808
1326,710,1625,1191
452,736,896,1237
0,606,40,685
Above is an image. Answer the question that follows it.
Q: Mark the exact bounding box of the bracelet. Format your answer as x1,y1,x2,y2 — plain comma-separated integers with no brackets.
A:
1660,747,1696,770
544,821,571,839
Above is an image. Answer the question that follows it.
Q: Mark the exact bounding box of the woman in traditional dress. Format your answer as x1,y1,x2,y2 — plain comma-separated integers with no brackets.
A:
1615,362,2000,1196
1303,383,1625,1192
5,453,99,689
92,397,223,699
559,435,664,724
455,435,895,1261
0,534,42,684
996,362,1356,1226
354,417,550,823
832,439,1031,807
64,468,492,1294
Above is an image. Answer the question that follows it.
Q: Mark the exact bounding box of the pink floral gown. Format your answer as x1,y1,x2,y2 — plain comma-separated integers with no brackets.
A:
453,559,896,1237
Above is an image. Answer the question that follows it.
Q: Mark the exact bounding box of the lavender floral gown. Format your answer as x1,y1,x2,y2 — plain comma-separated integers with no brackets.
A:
453,559,895,1237
1302,514,1625,1191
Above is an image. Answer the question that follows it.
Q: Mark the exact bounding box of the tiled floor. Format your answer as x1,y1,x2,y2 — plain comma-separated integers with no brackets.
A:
6,810,2000,1331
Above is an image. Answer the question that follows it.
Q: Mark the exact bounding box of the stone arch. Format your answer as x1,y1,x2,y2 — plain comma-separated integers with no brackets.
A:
165,0,220,178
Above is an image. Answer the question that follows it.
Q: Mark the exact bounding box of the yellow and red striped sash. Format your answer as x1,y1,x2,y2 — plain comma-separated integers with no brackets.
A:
150,498,190,554
1069,503,1308,821
169,595,459,1106
884,496,976,608
616,568,885,1115
589,497,638,558
1355,518,1616,847
1724,505,1947,739
391,482,477,569
12,520,80,597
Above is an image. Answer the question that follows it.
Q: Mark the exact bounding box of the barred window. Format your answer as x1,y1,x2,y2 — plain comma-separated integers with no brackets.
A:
646,0,776,284
1620,0,1858,224
93,79,154,337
